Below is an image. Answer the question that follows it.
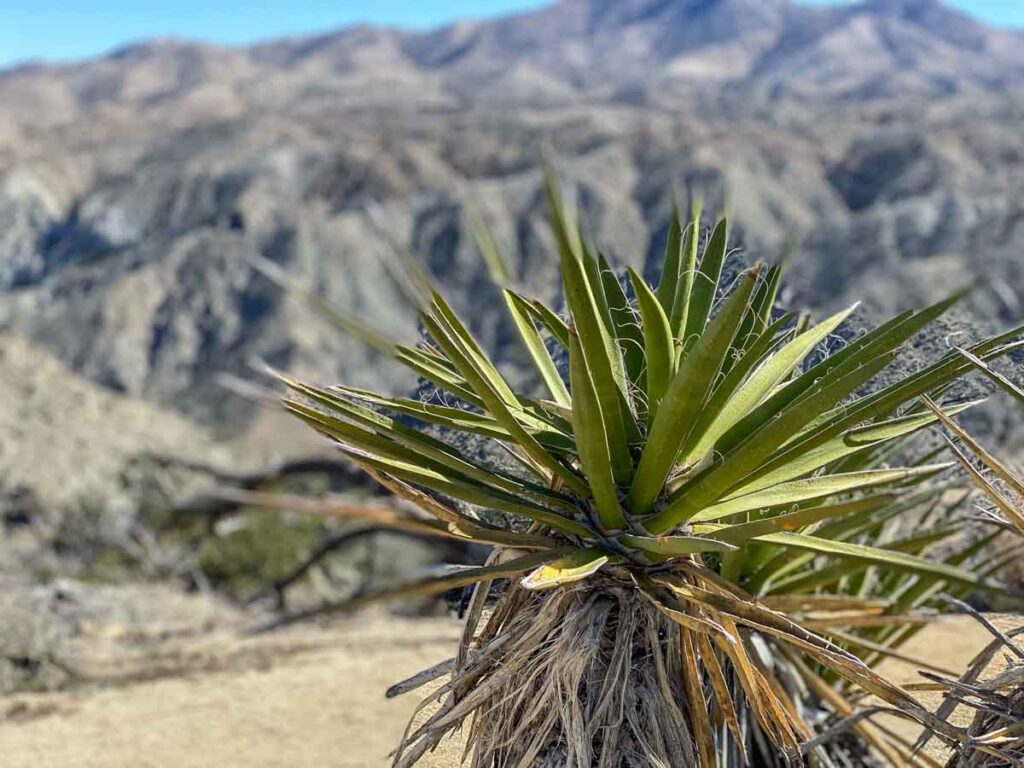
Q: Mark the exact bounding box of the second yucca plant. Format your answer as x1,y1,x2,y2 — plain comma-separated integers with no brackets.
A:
279,174,1024,766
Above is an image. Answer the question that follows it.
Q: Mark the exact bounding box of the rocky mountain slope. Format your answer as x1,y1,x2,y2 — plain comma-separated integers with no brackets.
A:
1,0,1023,446
0,334,230,508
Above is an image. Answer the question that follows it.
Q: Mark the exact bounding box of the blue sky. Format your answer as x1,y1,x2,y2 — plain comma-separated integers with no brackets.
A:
2,0,1021,70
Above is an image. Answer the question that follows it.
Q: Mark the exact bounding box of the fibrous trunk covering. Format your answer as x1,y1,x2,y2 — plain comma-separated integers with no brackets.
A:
393,581,871,768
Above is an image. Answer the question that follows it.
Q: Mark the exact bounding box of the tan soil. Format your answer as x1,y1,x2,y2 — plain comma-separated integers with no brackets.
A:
0,610,1018,768
874,614,1023,762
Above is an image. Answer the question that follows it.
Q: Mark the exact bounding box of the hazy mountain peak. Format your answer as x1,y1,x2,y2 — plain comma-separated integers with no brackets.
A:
857,0,992,52
565,0,790,10
862,0,967,20
865,0,943,11
568,0,791,30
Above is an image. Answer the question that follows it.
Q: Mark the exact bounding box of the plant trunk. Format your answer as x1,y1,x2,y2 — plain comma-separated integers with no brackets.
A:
393,581,881,768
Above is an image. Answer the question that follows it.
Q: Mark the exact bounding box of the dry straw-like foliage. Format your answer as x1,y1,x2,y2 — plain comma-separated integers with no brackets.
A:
919,361,1024,767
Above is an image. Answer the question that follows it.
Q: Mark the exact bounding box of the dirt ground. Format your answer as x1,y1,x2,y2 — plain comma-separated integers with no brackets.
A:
0,609,1017,768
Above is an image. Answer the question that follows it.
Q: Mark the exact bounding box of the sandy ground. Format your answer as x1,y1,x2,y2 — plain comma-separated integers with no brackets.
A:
0,612,464,768
0,610,1018,768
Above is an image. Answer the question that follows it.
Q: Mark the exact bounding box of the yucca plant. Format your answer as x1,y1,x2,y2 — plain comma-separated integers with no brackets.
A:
915,355,1024,767
270,175,1024,767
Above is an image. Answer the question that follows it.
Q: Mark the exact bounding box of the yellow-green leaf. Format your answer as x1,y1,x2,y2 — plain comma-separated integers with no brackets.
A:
521,547,612,590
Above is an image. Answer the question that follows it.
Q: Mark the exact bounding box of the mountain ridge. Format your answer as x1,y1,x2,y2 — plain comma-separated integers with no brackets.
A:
2,0,1022,128
2,0,1009,73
